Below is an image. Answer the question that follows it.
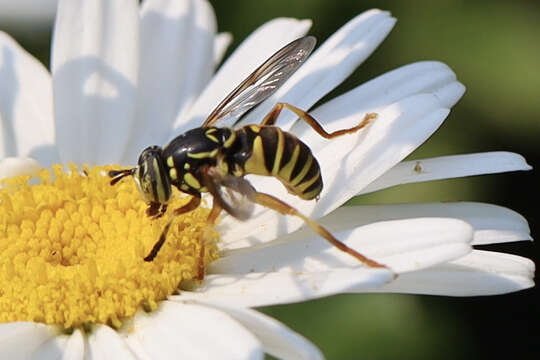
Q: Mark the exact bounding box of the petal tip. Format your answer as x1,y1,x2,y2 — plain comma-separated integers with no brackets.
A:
364,8,392,17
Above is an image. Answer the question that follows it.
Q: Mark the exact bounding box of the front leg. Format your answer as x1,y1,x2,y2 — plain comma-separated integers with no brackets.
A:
144,194,201,261
146,201,161,218
146,202,168,219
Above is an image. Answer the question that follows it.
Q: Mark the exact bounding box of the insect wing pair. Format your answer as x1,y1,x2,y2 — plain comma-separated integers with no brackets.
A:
109,35,390,273
186,36,317,220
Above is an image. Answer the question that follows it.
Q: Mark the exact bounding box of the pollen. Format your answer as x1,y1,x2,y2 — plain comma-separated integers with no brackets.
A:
0,164,218,329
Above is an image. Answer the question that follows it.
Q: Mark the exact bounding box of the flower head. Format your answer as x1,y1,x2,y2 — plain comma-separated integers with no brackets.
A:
0,0,534,358
0,165,217,329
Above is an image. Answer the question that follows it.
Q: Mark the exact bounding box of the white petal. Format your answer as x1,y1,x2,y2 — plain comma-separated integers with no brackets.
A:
291,202,532,246
0,157,41,179
220,91,461,246
192,302,323,360
367,250,535,296
86,325,135,360
0,32,57,165
214,32,232,66
176,268,391,308
360,152,532,194
31,335,68,360
52,0,139,164
241,9,396,131
180,218,471,307
175,17,312,131
294,61,464,153
215,218,472,274
123,301,263,359
60,329,85,360
31,329,85,360
0,322,55,359
121,0,217,163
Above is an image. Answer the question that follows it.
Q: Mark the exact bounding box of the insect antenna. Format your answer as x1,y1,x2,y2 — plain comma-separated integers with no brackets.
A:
108,168,136,186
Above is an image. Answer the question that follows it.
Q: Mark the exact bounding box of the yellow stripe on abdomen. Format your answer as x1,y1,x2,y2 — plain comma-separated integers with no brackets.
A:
238,125,324,201
243,135,271,175
274,130,323,200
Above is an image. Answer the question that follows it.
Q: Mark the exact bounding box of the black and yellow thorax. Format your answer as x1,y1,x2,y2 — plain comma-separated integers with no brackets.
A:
161,127,234,195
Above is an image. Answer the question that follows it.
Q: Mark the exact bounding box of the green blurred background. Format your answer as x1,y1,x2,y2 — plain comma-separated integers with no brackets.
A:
2,0,538,358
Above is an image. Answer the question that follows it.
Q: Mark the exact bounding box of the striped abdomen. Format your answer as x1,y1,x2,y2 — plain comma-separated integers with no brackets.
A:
227,125,323,200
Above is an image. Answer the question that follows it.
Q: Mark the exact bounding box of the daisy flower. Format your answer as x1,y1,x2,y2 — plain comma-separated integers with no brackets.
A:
0,0,534,359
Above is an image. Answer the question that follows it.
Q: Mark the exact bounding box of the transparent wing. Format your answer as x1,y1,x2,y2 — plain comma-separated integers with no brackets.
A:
202,167,256,220
202,36,316,127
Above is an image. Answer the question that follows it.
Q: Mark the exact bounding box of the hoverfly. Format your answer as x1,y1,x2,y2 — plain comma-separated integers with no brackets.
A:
109,36,388,278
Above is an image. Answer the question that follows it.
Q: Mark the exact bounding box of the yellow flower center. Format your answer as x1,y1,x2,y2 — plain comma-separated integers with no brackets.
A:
0,164,218,329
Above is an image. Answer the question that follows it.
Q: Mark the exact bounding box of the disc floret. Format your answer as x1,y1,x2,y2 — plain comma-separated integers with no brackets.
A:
0,165,218,329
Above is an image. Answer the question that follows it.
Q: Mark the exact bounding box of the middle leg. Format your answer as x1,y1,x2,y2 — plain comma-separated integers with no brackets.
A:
196,201,223,280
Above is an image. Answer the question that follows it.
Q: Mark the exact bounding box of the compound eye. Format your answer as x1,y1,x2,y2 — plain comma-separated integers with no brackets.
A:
133,165,156,202
133,146,172,204
141,173,154,195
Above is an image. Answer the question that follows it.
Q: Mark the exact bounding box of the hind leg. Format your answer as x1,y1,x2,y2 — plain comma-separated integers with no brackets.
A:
253,191,392,272
260,102,376,138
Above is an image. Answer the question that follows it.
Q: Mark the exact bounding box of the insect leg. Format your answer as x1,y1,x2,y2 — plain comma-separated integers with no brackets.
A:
207,201,223,226
254,191,391,271
158,204,168,218
146,202,168,219
196,201,223,280
143,194,201,261
260,102,376,138
146,202,161,218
